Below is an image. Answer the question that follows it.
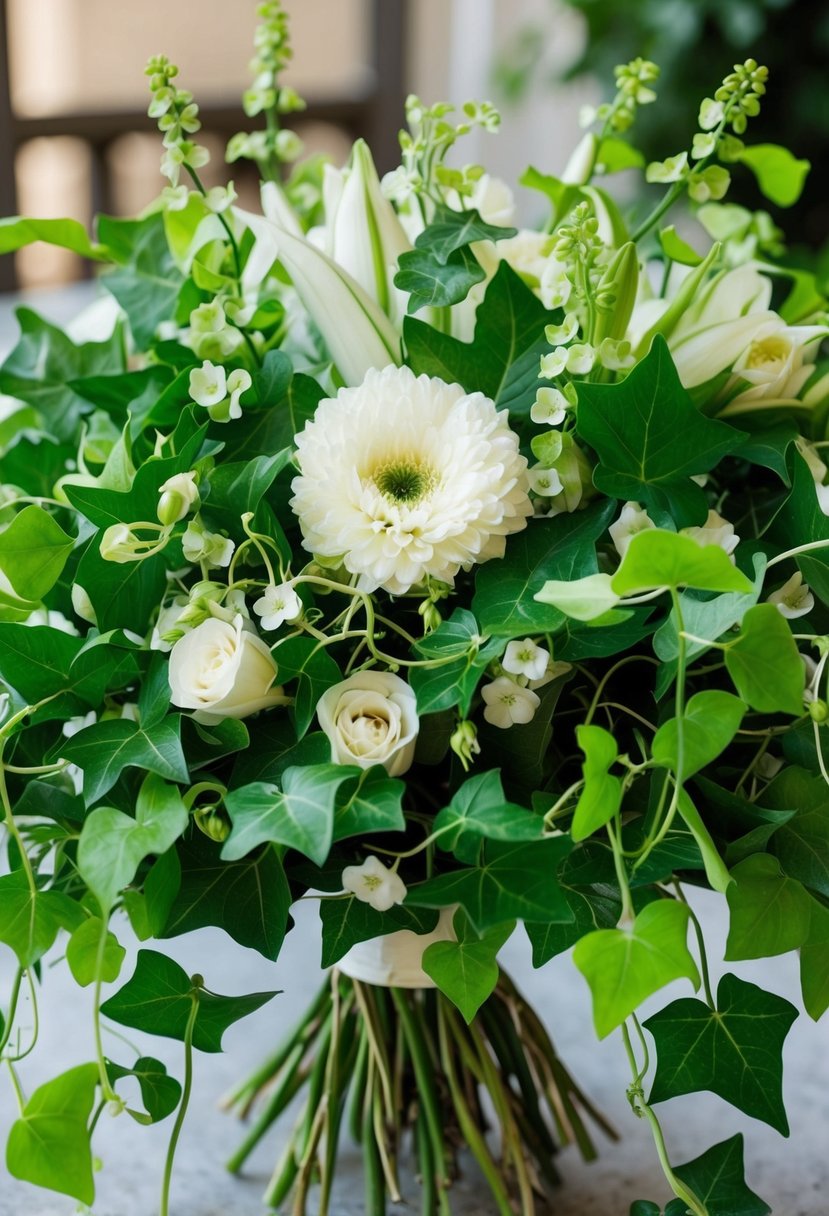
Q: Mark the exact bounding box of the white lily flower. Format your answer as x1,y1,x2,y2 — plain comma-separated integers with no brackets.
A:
235,203,401,387
327,139,412,327
503,639,550,682
767,572,814,620
342,855,407,912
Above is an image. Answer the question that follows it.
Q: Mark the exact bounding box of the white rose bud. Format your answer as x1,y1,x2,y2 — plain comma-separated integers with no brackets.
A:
168,614,288,723
316,671,419,776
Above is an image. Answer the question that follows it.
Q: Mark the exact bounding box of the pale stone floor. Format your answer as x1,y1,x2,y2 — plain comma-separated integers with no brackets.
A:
0,293,827,1214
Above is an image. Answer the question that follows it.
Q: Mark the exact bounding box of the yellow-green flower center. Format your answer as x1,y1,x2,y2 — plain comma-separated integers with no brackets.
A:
375,461,434,504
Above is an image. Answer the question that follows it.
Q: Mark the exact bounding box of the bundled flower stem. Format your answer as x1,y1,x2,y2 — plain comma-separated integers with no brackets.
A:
223,969,614,1215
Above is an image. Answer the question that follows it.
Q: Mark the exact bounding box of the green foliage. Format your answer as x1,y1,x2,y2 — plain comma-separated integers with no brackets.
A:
723,604,805,716
573,900,700,1038
100,950,277,1052
77,775,189,911
725,854,813,960
672,1134,770,1216
407,837,574,932
612,530,753,595
106,1057,182,1124
6,1064,99,1204
571,725,623,841
422,913,515,1022
66,917,126,987
0,506,75,600
576,337,745,522
645,974,797,1133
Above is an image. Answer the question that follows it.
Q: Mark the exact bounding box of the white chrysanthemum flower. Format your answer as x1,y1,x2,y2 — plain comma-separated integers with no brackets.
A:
767,572,814,620
481,677,540,729
342,855,408,912
253,583,303,631
290,365,531,594
503,638,550,682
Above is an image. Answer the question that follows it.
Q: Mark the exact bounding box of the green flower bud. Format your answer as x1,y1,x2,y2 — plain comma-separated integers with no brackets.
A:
194,804,231,842
450,720,481,772
809,699,829,724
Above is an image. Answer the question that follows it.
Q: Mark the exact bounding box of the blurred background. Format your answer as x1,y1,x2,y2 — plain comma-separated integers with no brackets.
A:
0,0,825,293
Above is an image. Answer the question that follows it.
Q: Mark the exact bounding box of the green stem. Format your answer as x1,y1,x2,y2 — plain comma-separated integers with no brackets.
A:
92,917,117,1103
159,993,199,1216
675,883,715,1008
6,1058,25,1114
6,968,39,1063
0,755,37,898
0,968,23,1056
621,1022,708,1216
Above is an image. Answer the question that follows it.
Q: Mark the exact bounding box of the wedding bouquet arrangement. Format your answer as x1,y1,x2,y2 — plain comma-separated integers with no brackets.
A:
0,4,827,1214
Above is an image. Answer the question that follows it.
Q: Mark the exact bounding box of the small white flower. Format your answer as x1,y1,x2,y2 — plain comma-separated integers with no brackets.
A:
767,572,814,620
205,183,238,214
161,185,190,211
545,315,580,346
151,598,188,652
539,264,572,311
71,584,97,625
527,465,564,497
529,659,572,690
342,855,407,912
610,502,657,559
190,301,227,335
539,348,569,379
189,361,227,408
503,638,550,682
530,387,568,426
680,510,739,558
182,521,235,568
597,338,635,371
226,369,252,420
565,344,596,375
481,677,541,729
253,583,303,631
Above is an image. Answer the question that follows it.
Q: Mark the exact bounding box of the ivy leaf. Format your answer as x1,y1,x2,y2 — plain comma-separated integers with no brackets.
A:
405,261,554,403
223,764,358,865
410,609,506,714
432,768,546,850
652,690,745,780
123,849,181,942
573,901,700,1038
422,914,515,1022
396,245,486,313
767,766,829,896
612,529,753,596
74,537,167,635
272,636,342,737
725,854,813,960
98,213,184,347
724,604,805,716
6,1063,99,1204
576,336,745,523
77,775,189,912
653,551,766,664
100,949,277,1053
0,872,79,967
644,973,797,1134
405,837,574,932
106,1056,181,1125
0,505,75,600
473,500,616,638
319,897,439,968
525,881,621,965
0,308,125,442
571,724,623,841
767,452,829,600
57,714,189,805
160,830,291,961
800,901,829,1021
673,1134,771,1216
332,766,406,842
413,205,517,262
66,917,126,987
230,719,330,787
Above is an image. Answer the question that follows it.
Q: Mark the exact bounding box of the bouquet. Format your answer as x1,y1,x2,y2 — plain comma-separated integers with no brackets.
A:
0,4,827,1213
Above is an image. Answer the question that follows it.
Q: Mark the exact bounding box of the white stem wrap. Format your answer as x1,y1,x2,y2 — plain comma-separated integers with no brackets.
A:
336,906,457,989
